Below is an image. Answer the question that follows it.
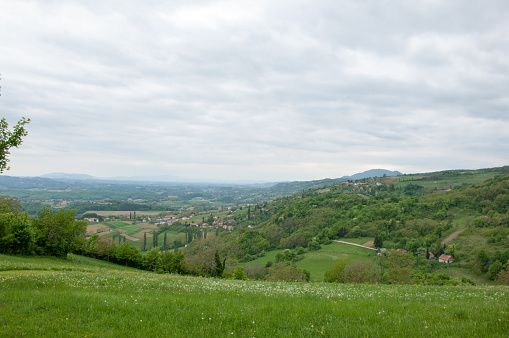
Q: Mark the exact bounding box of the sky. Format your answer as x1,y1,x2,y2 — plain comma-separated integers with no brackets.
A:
1,0,508,182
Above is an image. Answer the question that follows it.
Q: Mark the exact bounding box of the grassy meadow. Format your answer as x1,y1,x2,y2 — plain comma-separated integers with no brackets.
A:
245,239,376,282
2,254,508,337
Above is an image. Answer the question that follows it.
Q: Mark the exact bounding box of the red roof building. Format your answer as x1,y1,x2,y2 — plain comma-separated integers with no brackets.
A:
438,254,455,263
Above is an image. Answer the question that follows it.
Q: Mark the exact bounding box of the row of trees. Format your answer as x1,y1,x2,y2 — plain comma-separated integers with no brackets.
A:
85,234,187,274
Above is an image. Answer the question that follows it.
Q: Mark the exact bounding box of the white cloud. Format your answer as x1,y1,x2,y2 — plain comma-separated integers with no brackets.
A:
1,0,508,181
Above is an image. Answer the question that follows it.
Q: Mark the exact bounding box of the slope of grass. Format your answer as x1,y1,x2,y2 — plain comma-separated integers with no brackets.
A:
1,254,508,337
297,241,377,281
244,240,377,282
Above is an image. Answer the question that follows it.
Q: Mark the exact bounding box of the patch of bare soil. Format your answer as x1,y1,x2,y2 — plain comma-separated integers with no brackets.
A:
121,234,139,241
381,176,399,184
441,228,465,245
363,241,374,248
133,229,154,238
86,224,109,235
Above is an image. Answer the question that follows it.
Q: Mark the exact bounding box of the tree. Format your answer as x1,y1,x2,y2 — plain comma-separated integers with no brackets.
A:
324,258,348,283
144,247,161,271
496,266,509,285
476,250,490,273
386,249,415,284
0,212,35,255
33,208,87,257
488,260,503,280
374,235,383,249
0,117,30,173
212,249,226,278
233,265,246,280
116,242,141,267
265,261,308,282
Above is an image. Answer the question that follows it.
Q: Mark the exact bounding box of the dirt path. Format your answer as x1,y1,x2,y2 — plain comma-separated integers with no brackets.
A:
333,240,377,251
441,228,465,245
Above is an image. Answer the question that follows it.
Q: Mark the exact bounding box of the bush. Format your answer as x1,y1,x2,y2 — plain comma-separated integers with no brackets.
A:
233,266,246,280
265,261,308,282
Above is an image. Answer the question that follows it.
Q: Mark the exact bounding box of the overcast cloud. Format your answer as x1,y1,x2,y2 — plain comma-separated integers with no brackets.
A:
1,0,508,182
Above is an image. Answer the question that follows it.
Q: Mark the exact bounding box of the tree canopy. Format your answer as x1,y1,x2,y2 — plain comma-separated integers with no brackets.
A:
0,117,30,173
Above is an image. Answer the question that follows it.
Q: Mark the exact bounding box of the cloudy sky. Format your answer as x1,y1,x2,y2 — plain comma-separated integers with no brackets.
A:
1,0,508,182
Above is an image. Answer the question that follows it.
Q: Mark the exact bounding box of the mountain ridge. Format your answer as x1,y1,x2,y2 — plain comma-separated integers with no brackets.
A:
37,168,402,185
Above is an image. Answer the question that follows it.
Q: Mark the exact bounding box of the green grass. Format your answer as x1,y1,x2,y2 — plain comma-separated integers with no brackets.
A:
245,239,377,282
1,254,508,337
298,242,376,282
397,171,499,189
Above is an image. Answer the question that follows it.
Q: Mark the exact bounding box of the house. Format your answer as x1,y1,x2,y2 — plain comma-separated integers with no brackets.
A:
376,248,386,256
439,254,455,263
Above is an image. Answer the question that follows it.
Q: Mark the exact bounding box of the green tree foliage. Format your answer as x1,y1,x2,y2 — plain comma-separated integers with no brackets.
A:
33,209,87,257
232,230,270,261
265,261,309,282
232,265,246,280
159,250,186,274
144,247,161,271
0,212,35,255
488,260,503,280
324,258,376,283
324,258,348,283
115,242,142,267
374,235,383,248
386,250,415,284
212,249,226,278
496,266,509,285
413,272,475,286
0,117,30,173
476,250,490,273
307,240,321,251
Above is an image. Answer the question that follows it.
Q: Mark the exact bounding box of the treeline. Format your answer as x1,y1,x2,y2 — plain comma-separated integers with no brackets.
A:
84,235,187,274
0,198,86,257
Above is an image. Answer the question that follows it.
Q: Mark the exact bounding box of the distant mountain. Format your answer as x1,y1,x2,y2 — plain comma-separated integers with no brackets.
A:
0,175,82,189
267,169,402,195
343,169,402,181
38,173,271,185
40,173,98,181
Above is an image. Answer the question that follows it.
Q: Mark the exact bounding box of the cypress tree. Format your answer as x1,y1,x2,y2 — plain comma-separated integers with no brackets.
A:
163,232,167,251
143,232,147,251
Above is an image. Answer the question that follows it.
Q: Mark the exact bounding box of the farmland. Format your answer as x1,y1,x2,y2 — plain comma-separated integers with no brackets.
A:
1,254,508,337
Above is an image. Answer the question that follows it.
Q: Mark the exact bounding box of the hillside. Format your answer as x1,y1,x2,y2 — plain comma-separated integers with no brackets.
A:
183,166,509,282
1,254,507,336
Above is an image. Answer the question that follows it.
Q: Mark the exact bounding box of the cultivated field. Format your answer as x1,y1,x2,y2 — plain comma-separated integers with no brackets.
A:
1,254,507,336
85,210,161,217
